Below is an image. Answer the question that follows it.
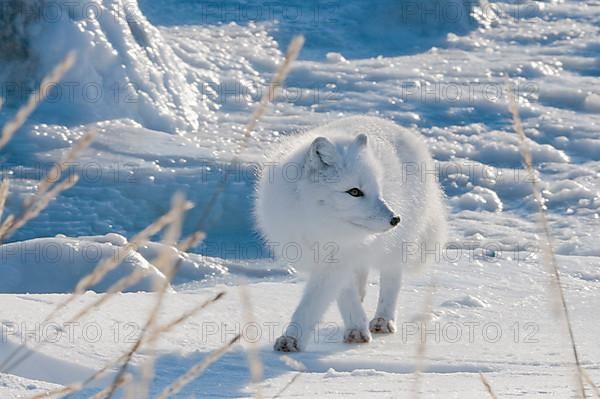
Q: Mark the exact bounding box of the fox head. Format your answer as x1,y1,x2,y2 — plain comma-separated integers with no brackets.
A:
298,133,400,241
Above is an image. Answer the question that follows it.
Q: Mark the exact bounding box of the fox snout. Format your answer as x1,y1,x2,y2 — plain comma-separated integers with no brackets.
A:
368,199,400,232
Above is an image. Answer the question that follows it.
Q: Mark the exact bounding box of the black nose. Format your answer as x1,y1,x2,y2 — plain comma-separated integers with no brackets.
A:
390,216,401,226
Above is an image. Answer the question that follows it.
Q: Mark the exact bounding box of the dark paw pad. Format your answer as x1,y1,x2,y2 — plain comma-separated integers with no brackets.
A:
343,328,372,344
369,317,397,334
274,336,300,352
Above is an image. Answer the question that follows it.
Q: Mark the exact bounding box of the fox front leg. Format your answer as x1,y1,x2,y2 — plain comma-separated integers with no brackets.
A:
275,269,348,352
337,269,371,344
370,267,402,334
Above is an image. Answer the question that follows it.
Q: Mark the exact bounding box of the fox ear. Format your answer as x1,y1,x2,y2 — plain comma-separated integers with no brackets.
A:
355,133,368,147
348,133,368,157
306,137,339,180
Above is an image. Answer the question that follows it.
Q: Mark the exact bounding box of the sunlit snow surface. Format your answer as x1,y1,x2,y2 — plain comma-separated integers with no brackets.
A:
0,0,599,397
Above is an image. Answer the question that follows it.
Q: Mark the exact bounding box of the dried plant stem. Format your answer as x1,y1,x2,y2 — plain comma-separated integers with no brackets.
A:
35,129,97,197
105,195,188,399
27,351,130,399
196,35,304,228
582,369,600,398
0,198,191,374
508,88,586,399
0,130,99,371
156,334,241,399
89,373,132,399
181,37,303,398
27,292,225,399
0,128,96,243
411,279,436,399
239,284,264,398
152,292,225,337
70,229,207,324
243,36,305,139
479,373,499,399
0,52,76,150
272,356,306,399
0,178,9,222
0,174,80,242
273,373,302,399
130,195,191,399
75,200,192,294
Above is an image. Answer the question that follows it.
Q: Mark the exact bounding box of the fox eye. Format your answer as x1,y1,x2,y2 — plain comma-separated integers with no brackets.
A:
346,188,364,197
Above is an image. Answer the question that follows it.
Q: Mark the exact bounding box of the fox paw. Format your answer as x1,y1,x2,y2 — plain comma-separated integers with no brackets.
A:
274,336,300,352
369,317,397,334
343,328,372,344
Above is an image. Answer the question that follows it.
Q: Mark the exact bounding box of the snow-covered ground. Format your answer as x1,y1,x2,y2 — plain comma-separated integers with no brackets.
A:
0,0,599,397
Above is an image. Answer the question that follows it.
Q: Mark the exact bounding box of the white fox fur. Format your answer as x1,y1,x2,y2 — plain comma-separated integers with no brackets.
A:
254,116,447,352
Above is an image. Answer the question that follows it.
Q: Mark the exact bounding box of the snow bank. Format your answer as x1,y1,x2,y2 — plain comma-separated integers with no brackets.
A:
1,0,216,133
0,233,291,294
440,295,488,308
450,186,503,212
0,234,166,293
0,372,62,398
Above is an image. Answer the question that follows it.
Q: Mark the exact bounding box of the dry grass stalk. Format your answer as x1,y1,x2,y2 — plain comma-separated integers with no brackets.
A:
508,88,586,399
26,292,225,399
104,194,189,399
0,133,116,373
0,52,76,150
89,373,132,399
411,279,436,399
129,195,190,398
153,291,225,337
196,35,304,227
186,36,304,399
479,373,499,399
177,230,206,251
582,369,600,398
34,129,97,197
3,198,199,377
17,34,303,399
160,38,305,395
0,215,14,239
0,197,192,374
0,174,80,242
239,37,301,398
69,229,207,323
243,35,305,140
240,284,264,398
0,130,96,242
0,178,9,223
0,129,97,371
75,200,193,294
27,351,129,399
272,355,306,399
0,129,96,368
0,128,96,243
28,384,74,399
272,374,301,399
156,334,241,399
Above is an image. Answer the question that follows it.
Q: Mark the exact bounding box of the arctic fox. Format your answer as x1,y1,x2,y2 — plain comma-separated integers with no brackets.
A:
254,116,447,352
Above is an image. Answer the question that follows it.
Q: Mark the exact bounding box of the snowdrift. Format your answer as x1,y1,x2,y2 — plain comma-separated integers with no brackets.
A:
0,234,166,293
0,233,290,293
1,0,216,133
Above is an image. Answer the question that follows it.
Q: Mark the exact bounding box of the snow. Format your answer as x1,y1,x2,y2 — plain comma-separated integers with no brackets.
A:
440,295,488,309
1,0,599,397
0,234,167,293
